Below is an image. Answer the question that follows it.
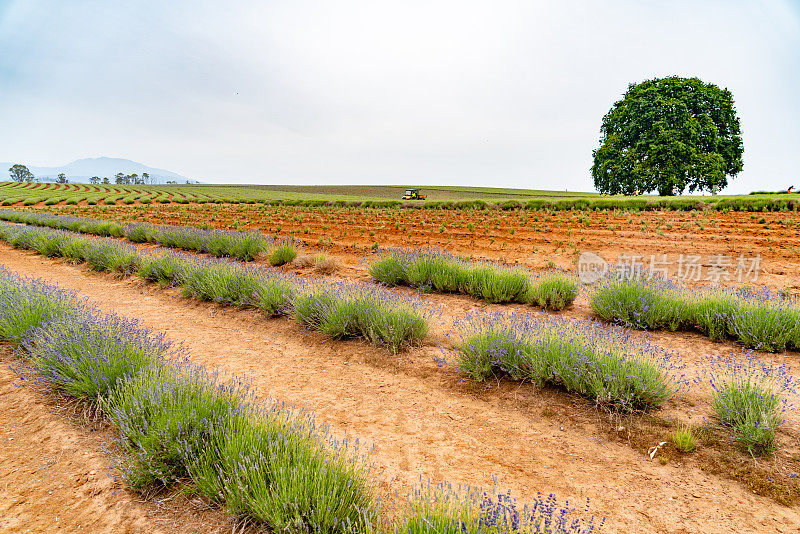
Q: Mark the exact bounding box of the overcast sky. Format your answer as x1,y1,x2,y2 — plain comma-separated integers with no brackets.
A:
1,0,798,193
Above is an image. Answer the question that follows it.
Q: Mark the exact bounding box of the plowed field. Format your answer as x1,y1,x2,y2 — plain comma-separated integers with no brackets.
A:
48,203,800,287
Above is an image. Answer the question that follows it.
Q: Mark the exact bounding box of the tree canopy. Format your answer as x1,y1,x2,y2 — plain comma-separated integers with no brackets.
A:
591,76,744,196
8,164,35,183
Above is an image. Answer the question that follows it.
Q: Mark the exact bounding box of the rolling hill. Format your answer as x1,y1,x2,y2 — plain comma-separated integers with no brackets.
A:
1,157,190,183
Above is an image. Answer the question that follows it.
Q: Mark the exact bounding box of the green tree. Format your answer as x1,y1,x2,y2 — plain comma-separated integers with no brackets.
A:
592,76,744,196
89,176,100,184
56,173,69,184
9,164,35,183
102,177,110,184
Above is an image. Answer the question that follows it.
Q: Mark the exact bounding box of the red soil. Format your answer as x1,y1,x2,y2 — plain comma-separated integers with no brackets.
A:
46,204,800,291
0,343,234,533
1,243,800,532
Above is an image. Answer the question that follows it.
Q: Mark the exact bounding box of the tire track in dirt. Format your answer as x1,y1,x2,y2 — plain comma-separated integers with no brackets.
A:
2,244,799,532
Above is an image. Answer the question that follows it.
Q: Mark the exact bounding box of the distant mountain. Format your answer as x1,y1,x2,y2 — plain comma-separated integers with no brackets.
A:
1,157,193,183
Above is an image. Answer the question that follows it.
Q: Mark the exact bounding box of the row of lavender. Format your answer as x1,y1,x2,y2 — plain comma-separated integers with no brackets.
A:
0,267,602,532
0,221,676,411
0,266,375,531
449,310,798,455
370,248,579,310
7,209,798,355
368,249,797,451
1,210,580,311
0,209,296,263
591,274,800,353
1,222,794,455
0,222,426,351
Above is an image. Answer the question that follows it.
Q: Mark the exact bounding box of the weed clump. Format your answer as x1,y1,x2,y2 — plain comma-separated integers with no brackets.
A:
673,426,697,453
269,243,298,266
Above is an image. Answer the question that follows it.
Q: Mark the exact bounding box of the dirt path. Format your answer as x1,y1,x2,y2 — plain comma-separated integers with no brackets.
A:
0,344,232,533
1,244,799,533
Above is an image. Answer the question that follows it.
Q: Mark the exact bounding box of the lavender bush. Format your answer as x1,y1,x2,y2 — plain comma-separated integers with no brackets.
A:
188,403,377,531
591,272,800,353
59,234,91,261
23,312,175,401
294,279,430,351
124,222,151,243
452,311,681,411
703,352,798,455
2,224,73,258
369,248,465,292
4,223,40,249
0,210,298,262
145,223,271,261
181,259,296,316
525,271,580,311
138,250,192,286
29,231,75,258
590,274,691,331
0,267,87,346
0,223,142,274
107,361,378,532
691,291,739,341
370,248,578,310
0,223,298,318
269,243,298,266
399,480,602,534
83,241,142,273
106,362,253,488
463,266,531,304
0,210,124,236
131,221,298,264
696,288,800,353
0,267,379,532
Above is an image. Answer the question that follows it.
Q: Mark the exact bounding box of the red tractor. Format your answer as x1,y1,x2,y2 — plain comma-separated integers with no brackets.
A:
402,188,427,200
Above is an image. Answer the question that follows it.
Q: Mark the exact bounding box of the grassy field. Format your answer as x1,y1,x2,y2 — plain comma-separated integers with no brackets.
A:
245,184,604,200
0,182,607,205
2,181,800,211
